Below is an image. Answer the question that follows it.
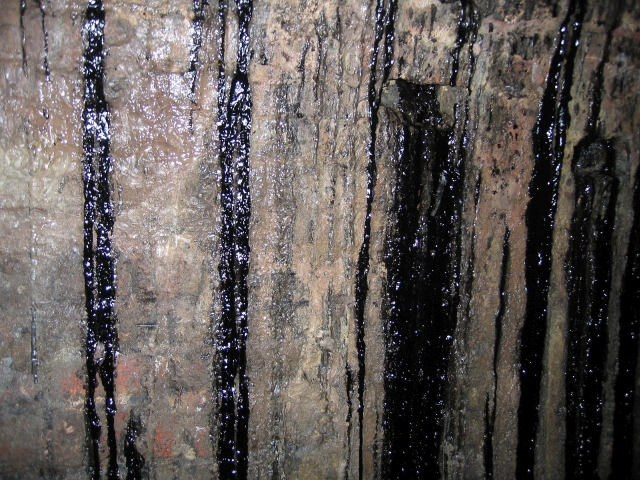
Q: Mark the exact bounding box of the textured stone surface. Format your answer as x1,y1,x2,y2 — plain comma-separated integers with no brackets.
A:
1,0,639,478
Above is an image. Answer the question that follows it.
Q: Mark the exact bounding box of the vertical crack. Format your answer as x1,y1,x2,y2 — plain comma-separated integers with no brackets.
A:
353,0,397,477
485,227,510,479
29,164,38,384
30,304,37,383
82,1,120,478
188,0,208,98
19,0,51,79
25,0,51,386
483,394,492,479
188,0,208,130
33,0,50,81
267,271,295,480
20,0,27,75
215,0,252,477
518,1,585,477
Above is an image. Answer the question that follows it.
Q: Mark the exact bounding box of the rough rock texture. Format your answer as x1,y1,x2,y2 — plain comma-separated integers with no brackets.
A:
1,0,639,479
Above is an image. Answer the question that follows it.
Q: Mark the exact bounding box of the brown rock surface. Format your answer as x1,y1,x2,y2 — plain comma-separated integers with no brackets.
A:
1,0,639,478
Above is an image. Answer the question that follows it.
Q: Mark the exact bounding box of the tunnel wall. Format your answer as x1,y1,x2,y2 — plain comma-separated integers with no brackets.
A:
1,0,639,478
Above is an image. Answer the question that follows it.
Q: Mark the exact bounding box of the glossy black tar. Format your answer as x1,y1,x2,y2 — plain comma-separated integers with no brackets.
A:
353,0,397,477
518,1,584,477
345,362,355,479
565,139,618,479
381,81,462,479
612,166,640,479
215,0,252,477
124,414,145,480
379,0,478,473
565,3,625,476
82,1,124,478
450,0,479,88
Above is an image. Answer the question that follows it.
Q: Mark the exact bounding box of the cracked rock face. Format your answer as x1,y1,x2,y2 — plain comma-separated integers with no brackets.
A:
1,0,639,479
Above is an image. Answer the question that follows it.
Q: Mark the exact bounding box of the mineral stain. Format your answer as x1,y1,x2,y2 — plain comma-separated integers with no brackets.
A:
215,0,252,477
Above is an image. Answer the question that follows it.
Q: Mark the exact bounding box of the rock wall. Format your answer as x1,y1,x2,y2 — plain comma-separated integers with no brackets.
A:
1,0,639,478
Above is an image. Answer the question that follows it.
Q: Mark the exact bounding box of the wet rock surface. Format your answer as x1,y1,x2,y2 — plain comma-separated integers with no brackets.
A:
1,0,639,479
